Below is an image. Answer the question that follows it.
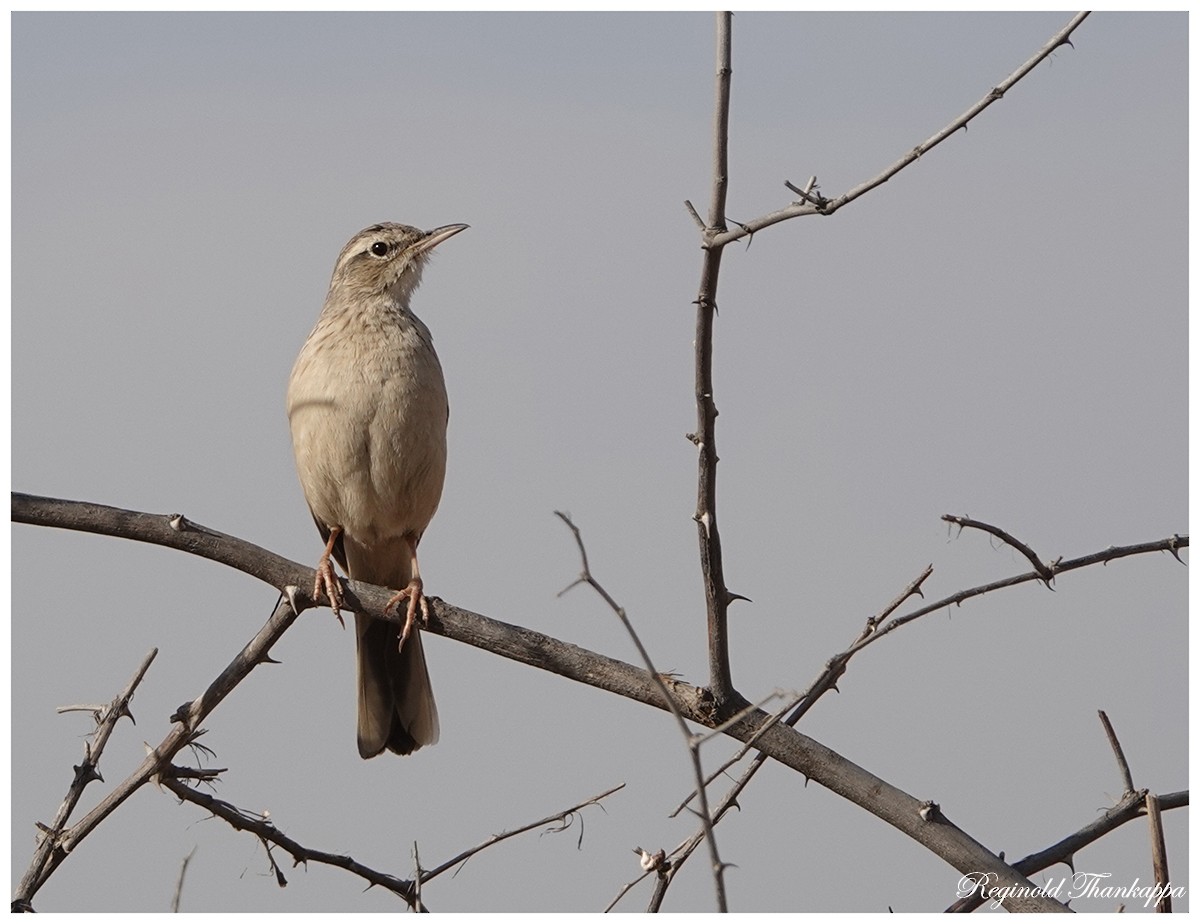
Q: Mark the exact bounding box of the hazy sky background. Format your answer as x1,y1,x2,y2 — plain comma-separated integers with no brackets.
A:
11,12,1188,913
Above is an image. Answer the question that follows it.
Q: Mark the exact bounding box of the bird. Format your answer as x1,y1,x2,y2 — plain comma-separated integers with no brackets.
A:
286,221,467,758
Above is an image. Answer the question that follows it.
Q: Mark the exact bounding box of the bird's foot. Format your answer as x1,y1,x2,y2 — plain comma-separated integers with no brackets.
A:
385,578,428,653
314,555,345,628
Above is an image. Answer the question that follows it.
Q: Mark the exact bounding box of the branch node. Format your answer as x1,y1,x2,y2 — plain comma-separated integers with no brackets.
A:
917,800,941,822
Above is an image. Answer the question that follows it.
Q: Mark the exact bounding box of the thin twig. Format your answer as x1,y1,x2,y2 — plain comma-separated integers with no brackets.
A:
170,846,197,913
1097,710,1136,794
421,783,624,882
943,514,1058,585
854,536,1187,653
707,12,1092,246
555,511,729,912
12,595,300,907
163,773,423,908
12,648,158,910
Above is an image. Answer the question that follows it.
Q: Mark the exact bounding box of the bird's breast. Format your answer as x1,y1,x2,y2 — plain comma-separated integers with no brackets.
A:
287,312,449,544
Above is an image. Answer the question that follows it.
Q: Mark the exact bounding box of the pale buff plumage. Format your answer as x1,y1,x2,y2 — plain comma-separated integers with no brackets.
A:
287,222,466,757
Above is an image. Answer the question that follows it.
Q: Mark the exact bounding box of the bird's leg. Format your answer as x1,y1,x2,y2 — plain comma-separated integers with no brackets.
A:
315,526,345,626
385,537,429,653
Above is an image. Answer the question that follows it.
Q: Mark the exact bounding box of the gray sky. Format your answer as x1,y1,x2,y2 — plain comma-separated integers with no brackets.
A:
11,12,1188,913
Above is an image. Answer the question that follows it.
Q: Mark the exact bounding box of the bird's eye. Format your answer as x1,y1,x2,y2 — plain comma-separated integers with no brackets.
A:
370,241,390,257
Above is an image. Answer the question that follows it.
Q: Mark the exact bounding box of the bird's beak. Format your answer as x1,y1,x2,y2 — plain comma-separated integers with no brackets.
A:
417,223,469,255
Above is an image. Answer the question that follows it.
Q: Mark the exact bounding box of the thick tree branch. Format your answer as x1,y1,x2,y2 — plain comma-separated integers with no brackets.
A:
669,519,1189,851
945,790,1188,912
20,495,1181,908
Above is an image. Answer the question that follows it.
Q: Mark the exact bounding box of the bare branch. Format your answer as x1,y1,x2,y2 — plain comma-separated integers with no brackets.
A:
945,790,1188,912
690,11,738,709
163,772,422,908
11,592,300,906
555,511,728,912
170,773,620,911
856,534,1187,651
654,525,1185,910
1144,793,1172,912
1098,710,1136,794
708,12,1092,246
12,648,158,910
170,846,197,913
421,782,625,882
14,492,1182,912
943,514,1057,585
707,12,732,233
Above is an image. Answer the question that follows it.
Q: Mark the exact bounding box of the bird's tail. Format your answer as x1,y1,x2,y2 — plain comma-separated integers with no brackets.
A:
354,612,440,758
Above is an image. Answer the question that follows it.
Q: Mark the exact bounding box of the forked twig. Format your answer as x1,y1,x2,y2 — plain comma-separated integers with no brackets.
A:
13,649,158,910
420,783,624,882
555,511,729,912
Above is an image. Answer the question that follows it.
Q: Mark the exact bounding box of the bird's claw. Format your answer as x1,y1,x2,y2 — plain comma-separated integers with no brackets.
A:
385,578,428,653
314,557,345,628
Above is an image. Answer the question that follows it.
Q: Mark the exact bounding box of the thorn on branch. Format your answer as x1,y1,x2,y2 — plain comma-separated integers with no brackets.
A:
556,576,587,598
261,838,288,887
917,800,941,822
727,217,753,249
170,701,197,726
167,764,225,786
73,763,103,785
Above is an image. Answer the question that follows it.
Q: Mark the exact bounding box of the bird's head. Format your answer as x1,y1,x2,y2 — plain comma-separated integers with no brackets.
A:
329,222,468,304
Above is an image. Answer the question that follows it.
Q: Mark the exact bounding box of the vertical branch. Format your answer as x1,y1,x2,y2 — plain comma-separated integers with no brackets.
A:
692,10,737,708
1144,794,1172,912
707,14,732,231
